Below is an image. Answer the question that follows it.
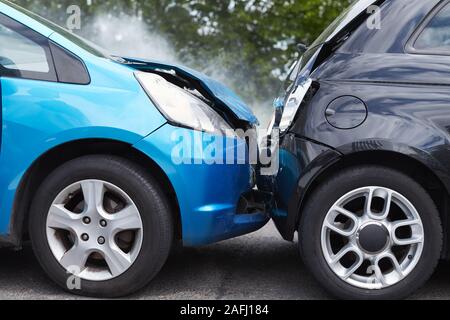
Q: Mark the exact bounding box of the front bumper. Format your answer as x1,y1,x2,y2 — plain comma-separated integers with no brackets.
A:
259,133,341,240
134,124,269,246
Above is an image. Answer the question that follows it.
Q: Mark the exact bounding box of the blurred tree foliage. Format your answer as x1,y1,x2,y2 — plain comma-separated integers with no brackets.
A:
13,0,352,102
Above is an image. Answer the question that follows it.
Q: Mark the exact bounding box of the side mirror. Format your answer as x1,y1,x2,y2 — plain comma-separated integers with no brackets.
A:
0,56,20,77
297,43,308,53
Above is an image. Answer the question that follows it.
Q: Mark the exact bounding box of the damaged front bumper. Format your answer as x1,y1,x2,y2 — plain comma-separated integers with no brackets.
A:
134,124,270,246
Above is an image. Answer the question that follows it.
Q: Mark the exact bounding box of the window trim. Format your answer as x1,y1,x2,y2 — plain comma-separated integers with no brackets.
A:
0,12,57,81
406,0,450,56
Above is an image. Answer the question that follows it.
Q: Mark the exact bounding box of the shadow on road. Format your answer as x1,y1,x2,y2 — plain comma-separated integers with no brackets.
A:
0,223,447,299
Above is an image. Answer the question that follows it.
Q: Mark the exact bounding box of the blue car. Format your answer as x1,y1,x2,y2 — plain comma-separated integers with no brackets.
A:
0,0,268,297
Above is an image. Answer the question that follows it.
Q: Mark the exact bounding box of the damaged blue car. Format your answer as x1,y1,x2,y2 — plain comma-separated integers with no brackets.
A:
0,0,268,297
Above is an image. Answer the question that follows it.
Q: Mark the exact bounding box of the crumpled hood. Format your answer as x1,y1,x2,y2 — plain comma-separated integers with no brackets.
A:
121,57,258,125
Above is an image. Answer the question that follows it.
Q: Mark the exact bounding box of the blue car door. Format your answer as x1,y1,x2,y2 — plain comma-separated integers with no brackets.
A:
0,12,59,233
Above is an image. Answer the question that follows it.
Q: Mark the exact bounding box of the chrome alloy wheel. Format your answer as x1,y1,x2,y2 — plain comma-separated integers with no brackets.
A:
46,180,143,281
321,186,424,290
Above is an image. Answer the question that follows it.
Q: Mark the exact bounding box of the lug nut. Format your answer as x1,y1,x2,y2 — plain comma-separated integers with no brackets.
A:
83,217,91,224
100,220,107,227
97,236,105,245
81,233,89,241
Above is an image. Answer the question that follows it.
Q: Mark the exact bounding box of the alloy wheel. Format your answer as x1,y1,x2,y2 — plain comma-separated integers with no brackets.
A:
321,186,424,290
46,180,143,281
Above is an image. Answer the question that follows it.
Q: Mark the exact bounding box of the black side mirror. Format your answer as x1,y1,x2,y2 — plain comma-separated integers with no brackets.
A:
297,43,308,53
0,56,20,77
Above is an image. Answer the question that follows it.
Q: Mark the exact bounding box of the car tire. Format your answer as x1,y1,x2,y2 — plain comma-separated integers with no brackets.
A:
299,165,442,300
29,155,173,298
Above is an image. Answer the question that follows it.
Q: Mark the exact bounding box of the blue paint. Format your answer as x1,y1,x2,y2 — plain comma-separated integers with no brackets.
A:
122,57,259,125
134,125,268,245
0,1,266,245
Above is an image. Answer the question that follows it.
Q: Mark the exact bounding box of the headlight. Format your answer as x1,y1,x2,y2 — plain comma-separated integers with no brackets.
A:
135,72,233,136
272,78,312,133
277,78,313,133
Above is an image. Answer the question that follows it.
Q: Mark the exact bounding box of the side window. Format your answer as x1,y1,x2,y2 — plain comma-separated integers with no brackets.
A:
414,2,450,53
0,13,56,81
50,42,90,85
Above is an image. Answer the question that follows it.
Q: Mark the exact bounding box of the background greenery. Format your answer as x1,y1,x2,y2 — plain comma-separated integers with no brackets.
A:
12,0,352,123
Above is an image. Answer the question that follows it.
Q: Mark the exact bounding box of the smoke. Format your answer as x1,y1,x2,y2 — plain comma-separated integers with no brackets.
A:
81,14,179,63
81,14,273,129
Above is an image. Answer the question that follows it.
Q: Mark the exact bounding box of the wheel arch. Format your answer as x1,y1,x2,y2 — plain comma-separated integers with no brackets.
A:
292,149,450,258
9,138,182,248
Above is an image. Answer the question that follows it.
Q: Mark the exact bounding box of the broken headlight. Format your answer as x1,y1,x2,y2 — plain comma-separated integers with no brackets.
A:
135,72,234,136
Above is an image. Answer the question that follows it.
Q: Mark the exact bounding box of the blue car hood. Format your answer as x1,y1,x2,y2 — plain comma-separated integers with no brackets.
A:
121,57,258,125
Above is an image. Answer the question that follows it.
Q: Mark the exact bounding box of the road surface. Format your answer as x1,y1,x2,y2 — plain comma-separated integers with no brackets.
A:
0,222,448,299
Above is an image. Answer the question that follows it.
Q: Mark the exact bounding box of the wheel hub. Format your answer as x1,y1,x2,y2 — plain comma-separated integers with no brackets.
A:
357,222,389,254
46,179,144,281
321,186,424,289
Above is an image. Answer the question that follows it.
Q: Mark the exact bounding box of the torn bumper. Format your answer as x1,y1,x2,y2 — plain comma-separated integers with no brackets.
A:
258,133,342,241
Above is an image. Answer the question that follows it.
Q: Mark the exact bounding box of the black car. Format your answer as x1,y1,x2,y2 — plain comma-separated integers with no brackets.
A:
262,0,450,299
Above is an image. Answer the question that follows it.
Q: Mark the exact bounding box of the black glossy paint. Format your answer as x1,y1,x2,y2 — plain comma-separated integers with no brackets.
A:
325,96,367,129
270,134,341,240
271,0,450,245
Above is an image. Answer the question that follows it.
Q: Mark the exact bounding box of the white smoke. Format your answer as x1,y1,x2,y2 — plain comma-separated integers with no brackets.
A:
82,14,273,129
83,14,179,63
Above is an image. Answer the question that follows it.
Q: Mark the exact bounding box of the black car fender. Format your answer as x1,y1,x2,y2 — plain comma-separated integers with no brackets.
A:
280,137,450,242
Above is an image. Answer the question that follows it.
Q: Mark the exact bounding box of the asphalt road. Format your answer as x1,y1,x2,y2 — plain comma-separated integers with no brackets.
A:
0,222,449,300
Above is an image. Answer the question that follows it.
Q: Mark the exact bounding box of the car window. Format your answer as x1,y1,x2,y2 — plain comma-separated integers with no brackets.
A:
415,2,450,51
0,13,56,81
0,23,49,73
50,42,90,84
2,0,110,59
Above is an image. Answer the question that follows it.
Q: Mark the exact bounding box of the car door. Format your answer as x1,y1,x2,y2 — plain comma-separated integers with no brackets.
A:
0,11,57,147
403,0,450,173
0,12,58,233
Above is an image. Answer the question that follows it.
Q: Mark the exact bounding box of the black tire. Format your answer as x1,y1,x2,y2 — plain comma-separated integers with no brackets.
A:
299,166,442,300
29,155,173,298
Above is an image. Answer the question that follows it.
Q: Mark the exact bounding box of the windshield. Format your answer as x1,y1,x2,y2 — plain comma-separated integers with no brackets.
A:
275,0,379,99
275,42,320,102
282,59,301,93
311,0,379,48
2,0,110,58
